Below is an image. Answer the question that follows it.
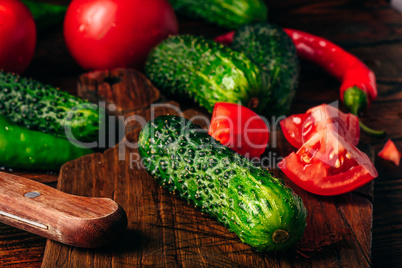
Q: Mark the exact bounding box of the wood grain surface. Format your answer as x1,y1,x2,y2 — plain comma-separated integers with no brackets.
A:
0,0,401,267
40,69,373,267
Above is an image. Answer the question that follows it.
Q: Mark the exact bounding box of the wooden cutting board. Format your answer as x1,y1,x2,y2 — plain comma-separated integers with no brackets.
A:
42,69,373,267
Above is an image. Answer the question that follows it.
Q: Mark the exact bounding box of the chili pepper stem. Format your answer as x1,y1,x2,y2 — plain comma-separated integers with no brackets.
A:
359,120,386,138
343,87,386,137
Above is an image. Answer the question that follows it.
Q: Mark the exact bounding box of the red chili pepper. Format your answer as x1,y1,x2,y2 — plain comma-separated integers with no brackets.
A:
283,29,377,101
214,29,385,137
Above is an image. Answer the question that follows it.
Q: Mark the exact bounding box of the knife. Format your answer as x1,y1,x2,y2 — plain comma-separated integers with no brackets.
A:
0,172,127,248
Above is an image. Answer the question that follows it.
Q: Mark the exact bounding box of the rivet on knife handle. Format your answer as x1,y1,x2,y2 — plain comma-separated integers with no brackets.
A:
0,172,127,248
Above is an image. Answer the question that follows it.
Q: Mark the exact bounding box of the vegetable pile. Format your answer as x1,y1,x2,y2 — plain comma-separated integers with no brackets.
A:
215,27,384,136
0,71,100,170
0,0,391,253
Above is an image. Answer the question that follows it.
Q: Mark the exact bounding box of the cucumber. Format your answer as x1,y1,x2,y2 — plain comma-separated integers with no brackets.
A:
0,71,103,142
168,0,268,29
231,23,300,116
139,115,307,252
145,35,270,114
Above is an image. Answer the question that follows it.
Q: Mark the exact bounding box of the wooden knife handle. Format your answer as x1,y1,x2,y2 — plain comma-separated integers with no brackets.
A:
0,172,127,248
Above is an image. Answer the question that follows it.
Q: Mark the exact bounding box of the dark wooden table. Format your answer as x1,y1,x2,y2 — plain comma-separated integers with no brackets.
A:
0,0,401,267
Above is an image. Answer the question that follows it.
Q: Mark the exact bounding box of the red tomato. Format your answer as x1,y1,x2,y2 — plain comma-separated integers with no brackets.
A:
0,0,36,73
208,102,269,159
63,0,178,70
279,129,378,196
280,104,360,148
378,139,401,166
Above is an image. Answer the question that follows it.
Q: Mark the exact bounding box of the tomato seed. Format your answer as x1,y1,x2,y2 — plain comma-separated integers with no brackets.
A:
301,154,311,163
335,159,341,168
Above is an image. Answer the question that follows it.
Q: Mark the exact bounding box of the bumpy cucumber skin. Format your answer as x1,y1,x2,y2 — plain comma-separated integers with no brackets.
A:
139,116,307,252
0,71,103,142
145,35,270,114
232,23,300,116
169,0,267,29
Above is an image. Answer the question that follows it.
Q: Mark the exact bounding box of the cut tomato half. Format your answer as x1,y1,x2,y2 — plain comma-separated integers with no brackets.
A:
208,102,269,159
378,139,401,166
280,104,360,148
279,129,377,196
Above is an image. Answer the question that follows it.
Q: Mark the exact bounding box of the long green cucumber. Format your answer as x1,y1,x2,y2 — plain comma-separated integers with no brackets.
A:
138,115,307,252
168,0,268,29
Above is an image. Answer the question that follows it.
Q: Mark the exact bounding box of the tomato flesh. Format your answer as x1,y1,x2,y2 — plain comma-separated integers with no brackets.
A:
378,139,401,166
279,129,377,196
208,102,269,159
0,0,36,73
280,104,360,148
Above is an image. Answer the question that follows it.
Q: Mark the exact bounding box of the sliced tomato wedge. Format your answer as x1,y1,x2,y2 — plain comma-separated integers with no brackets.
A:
280,104,360,148
279,129,377,196
378,139,401,166
208,102,269,159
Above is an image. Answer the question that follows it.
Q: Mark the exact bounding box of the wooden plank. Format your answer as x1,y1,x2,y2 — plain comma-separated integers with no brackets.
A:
41,70,373,267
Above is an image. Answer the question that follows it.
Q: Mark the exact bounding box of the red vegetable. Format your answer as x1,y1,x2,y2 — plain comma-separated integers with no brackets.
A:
378,139,401,166
279,130,378,196
0,0,36,73
63,0,178,70
215,28,385,137
283,29,376,102
208,102,269,159
280,104,360,148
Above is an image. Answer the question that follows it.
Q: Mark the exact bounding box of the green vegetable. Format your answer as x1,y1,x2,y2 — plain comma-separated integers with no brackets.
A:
22,0,67,31
0,114,92,171
145,35,270,114
138,115,307,252
169,0,267,29
0,71,103,143
231,23,300,116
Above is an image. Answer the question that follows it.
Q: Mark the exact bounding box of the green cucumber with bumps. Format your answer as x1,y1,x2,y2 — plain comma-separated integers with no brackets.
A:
0,71,103,142
231,23,300,116
168,0,268,30
145,35,271,114
138,115,307,252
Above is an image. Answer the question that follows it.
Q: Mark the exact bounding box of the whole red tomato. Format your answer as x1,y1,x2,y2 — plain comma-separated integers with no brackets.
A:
0,0,36,73
64,0,178,70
